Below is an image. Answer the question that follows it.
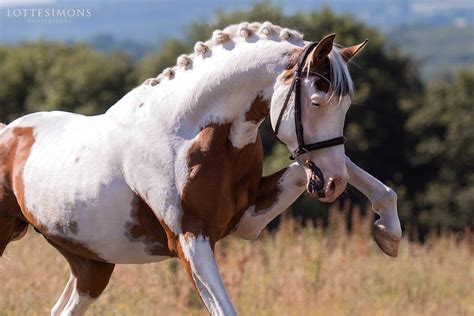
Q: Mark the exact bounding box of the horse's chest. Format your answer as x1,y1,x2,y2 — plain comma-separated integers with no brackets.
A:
180,124,263,239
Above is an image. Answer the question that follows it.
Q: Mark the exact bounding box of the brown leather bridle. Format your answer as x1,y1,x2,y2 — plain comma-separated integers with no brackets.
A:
274,42,346,160
274,42,347,197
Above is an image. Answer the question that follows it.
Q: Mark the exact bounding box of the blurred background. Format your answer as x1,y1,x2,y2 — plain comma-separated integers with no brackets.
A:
0,0,473,238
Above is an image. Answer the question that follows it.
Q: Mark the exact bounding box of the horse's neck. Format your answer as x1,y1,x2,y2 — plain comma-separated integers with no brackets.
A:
107,39,300,139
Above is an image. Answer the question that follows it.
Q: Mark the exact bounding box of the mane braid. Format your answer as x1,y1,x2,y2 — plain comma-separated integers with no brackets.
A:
141,21,304,86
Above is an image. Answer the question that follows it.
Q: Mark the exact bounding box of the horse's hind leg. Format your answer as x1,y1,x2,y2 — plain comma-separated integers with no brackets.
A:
1,123,29,256
51,273,75,316
49,245,115,316
0,189,29,256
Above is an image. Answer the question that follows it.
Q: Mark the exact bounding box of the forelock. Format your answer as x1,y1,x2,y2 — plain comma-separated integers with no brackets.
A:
327,47,354,101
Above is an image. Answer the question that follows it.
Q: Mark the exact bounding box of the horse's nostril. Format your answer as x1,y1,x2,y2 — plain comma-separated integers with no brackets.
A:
327,179,337,196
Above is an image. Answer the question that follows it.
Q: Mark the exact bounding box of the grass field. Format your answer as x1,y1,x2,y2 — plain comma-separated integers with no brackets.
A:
1,209,473,316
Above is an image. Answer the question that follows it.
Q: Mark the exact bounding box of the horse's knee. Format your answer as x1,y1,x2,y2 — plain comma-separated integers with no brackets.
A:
373,187,397,211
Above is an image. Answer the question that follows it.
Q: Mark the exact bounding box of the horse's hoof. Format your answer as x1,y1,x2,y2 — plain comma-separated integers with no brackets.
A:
373,225,400,257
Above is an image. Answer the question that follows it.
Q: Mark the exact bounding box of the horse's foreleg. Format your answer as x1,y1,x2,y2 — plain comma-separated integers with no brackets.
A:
233,162,306,240
177,233,237,316
346,156,402,257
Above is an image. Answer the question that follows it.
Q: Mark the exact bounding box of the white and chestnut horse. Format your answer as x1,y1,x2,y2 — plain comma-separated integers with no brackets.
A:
0,22,401,315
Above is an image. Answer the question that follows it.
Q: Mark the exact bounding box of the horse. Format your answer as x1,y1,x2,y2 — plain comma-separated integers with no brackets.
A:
0,22,402,315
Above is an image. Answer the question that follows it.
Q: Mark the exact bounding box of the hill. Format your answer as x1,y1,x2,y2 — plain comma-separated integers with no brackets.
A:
390,24,474,79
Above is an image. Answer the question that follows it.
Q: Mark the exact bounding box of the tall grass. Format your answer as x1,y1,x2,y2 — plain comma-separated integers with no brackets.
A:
1,206,472,316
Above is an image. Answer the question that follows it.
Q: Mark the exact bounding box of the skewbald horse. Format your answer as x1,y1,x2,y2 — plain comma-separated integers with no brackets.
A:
0,22,402,315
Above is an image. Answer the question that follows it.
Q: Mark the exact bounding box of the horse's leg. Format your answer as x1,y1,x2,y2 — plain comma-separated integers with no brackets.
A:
0,185,29,256
233,162,306,239
176,232,236,316
51,273,76,316
49,244,115,316
1,123,30,255
345,156,402,257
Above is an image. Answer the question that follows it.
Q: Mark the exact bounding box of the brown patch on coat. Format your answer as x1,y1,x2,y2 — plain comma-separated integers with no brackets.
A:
282,48,303,84
49,240,115,298
45,233,105,262
281,47,331,93
0,127,35,255
124,195,174,257
2,127,39,226
10,222,28,241
245,96,269,123
254,168,288,212
181,122,264,242
0,214,28,255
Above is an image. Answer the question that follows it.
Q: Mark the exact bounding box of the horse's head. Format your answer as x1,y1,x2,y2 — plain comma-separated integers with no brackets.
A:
271,34,367,202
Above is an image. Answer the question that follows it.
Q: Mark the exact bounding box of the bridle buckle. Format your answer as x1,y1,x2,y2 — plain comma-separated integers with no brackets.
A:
290,147,309,160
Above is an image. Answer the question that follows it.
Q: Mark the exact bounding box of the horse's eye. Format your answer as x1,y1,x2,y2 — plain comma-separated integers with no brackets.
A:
312,102,320,107
312,77,330,93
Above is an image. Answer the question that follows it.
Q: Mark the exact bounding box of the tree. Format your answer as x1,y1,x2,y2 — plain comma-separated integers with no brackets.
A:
407,69,474,232
0,42,134,122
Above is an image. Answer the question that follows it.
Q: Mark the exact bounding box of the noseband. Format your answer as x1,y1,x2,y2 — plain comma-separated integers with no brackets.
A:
274,42,346,161
273,42,347,197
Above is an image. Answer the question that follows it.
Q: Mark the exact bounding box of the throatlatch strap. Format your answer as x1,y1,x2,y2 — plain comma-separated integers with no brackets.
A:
290,136,346,160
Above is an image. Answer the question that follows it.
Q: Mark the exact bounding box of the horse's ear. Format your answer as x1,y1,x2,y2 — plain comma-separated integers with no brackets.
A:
310,33,336,63
340,39,368,63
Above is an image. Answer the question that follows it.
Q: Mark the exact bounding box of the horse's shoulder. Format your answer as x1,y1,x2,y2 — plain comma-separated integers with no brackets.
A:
179,121,264,238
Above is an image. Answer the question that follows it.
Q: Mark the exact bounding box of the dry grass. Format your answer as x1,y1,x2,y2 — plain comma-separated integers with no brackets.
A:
1,208,473,316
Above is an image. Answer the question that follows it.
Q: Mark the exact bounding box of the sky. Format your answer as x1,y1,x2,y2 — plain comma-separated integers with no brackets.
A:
0,0,472,44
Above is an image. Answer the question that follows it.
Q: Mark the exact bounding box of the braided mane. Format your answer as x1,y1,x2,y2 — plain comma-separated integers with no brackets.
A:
142,22,304,86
